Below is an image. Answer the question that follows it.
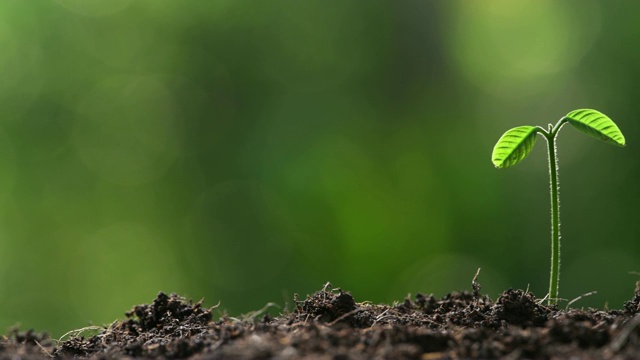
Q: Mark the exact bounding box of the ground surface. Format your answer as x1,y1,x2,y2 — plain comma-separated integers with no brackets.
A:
3,281,640,359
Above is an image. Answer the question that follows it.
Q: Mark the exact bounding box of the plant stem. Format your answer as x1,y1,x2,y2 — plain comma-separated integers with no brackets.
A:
546,130,560,305
539,119,567,305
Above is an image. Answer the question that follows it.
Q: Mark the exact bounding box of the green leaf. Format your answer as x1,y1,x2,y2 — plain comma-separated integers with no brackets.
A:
565,109,625,146
492,126,539,169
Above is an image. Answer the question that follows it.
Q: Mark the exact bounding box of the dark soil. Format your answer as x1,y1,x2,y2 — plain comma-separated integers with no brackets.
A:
4,281,640,359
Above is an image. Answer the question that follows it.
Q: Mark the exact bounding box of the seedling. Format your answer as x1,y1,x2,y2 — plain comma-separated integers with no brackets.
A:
491,109,625,305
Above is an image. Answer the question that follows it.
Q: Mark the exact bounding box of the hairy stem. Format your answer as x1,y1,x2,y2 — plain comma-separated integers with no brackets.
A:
539,119,567,305
546,131,560,305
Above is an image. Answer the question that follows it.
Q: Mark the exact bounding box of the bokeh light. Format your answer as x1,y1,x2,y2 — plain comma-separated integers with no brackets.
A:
449,0,601,97
72,76,183,186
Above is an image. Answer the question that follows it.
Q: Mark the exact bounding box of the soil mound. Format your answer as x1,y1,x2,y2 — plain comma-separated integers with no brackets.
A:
2,282,640,359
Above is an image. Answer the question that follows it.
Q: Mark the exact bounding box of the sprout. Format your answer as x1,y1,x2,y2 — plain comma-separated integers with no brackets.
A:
491,109,625,305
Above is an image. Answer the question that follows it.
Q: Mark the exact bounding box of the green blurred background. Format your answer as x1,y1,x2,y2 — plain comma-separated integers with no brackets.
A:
1,0,639,336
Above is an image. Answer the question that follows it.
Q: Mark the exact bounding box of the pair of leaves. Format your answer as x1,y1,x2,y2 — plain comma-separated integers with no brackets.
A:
491,109,626,169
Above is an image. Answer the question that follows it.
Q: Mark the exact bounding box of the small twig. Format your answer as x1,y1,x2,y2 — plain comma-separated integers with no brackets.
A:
242,302,280,321
537,293,550,305
375,308,390,321
100,320,118,347
56,326,103,343
34,340,54,358
209,300,221,311
472,268,482,297
565,291,597,310
373,315,396,324
372,308,391,326
327,309,361,326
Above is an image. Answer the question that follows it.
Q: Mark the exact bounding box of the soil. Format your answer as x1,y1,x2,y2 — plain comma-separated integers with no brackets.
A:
3,280,640,359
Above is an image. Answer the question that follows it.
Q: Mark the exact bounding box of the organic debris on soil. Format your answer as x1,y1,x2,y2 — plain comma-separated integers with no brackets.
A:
3,282,640,359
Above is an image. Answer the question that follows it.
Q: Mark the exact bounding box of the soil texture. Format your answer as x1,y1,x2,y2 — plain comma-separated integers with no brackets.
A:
4,281,640,359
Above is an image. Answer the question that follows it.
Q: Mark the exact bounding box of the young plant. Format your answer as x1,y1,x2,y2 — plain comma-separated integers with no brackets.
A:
491,109,625,305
